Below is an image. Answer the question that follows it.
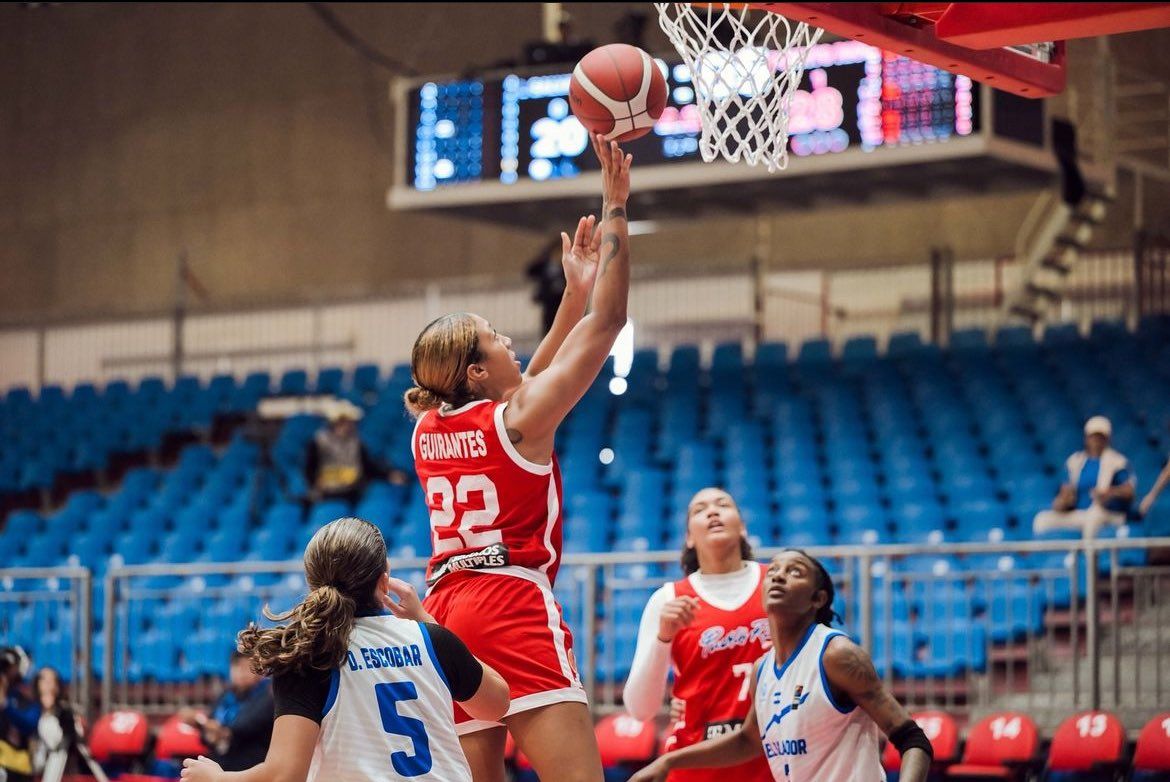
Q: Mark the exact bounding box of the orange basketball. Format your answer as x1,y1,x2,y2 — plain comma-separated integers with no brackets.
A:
569,43,668,142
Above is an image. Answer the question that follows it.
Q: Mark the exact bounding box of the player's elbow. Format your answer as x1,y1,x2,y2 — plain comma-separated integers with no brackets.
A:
590,309,628,339
459,664,510,723
260,759,310,782
623,693,658,723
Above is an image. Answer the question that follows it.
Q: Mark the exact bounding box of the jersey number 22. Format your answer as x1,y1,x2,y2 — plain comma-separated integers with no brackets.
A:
427,474,502,555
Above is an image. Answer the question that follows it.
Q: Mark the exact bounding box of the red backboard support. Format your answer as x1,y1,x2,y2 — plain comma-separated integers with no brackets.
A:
756,3,1170,98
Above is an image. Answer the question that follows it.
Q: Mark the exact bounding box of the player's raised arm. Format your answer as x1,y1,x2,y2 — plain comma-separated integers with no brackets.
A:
521,214,601,381
505,134,632,450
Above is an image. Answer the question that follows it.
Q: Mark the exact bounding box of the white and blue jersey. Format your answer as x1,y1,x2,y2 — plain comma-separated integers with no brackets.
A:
753,623,884,782
273,613,479,782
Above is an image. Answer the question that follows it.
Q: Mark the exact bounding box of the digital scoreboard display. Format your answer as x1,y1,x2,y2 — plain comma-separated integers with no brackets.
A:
407,41,979,191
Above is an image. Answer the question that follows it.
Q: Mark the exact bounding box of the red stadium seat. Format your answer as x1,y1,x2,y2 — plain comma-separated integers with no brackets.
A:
595,714,658,767
88,710,149,763
884,710,961,773
154,713,209,760
948,712,1039,780
1047,711,1125,773
1133,713,1170,777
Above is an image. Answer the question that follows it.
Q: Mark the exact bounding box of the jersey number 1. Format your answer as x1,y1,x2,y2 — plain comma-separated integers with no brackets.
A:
427,474,503,555
375,681,433,776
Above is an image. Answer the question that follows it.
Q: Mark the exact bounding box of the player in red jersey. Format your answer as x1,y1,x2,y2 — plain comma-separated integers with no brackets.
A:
404,133,632,782
624,487,773,782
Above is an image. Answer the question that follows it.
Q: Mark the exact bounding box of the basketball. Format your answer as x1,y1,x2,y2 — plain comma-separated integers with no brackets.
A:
570,43,668,142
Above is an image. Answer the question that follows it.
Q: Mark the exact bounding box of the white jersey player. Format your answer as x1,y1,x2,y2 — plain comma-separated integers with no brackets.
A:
180,517,510,782
631,550,933,782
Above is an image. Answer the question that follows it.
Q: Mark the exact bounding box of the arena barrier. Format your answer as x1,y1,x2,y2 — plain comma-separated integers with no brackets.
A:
0,566,93,712
22,536,1162,728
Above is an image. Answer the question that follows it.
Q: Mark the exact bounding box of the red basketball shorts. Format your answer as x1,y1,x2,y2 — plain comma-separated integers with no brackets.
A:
422,568,587,734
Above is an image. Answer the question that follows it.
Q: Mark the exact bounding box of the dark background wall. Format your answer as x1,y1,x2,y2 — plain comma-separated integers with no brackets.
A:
1,3,1166,325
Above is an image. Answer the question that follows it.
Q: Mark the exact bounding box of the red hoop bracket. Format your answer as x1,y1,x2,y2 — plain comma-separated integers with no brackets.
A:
756,2,1067,97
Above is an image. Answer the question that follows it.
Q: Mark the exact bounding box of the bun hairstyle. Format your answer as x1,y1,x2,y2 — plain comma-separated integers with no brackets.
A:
404,313,483,417
237,518,387,676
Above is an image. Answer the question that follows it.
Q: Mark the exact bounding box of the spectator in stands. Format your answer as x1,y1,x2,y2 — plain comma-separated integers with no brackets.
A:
1033,416,1136,538
32,667,85,782
180,650,273,772
304,401,406,506
0,646,36,782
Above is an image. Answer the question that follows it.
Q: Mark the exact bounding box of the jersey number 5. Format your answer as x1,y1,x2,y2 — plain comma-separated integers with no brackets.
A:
427,474,502,555
375,681,432,776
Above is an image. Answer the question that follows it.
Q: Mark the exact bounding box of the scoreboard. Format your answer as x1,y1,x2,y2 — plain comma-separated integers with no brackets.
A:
389,40,1047,222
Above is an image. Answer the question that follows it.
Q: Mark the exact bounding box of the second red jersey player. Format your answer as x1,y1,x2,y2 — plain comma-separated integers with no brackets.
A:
664,564,773,782
624,488,773,782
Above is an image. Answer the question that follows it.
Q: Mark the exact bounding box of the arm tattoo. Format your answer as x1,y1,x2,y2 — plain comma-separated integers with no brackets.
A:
506,427,524,445
834,644,907,734
607,206,627,221
599,232,622,276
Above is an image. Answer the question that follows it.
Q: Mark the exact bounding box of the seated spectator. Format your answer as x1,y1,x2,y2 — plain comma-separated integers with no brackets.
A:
1033,416,1135,538
304,401,407,505
1,646,36,782
180,650,273,772
32,667,87,782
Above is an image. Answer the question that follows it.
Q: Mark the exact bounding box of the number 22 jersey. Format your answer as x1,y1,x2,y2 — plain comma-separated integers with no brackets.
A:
412,399,565,587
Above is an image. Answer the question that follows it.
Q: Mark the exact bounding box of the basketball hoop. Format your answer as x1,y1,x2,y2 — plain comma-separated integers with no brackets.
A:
655,3,823,172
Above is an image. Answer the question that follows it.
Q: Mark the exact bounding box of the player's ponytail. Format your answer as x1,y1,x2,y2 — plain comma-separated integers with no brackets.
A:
238,517,387,677
405,313,483,417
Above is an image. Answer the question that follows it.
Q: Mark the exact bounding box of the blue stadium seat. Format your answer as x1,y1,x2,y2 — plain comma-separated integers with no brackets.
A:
982,580,1046,642
754,341,788,369
950,329,991,352
351,364,381,394
995,325,1036,350
887,332,923,357
205,527,249,563
1043,322,1081,345
870,621,917,678
842,336,878,364
316,367,345,395
308,500,350,528
711,342,744,374
4,510,43,539
797,338,833,365
909,621,987,677
279,369,309,395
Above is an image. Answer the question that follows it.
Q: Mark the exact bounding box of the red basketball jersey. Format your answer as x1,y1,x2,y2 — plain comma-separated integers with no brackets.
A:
412,399,564,586
667,564,773,757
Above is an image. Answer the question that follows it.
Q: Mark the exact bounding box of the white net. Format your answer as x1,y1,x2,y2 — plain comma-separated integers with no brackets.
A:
655,3,824,172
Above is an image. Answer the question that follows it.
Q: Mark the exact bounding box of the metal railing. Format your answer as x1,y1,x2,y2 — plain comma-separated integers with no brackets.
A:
0,567,93,713
82,537,1170,731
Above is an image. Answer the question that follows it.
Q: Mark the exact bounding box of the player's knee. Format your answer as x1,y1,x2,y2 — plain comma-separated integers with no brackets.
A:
552,765,603,782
